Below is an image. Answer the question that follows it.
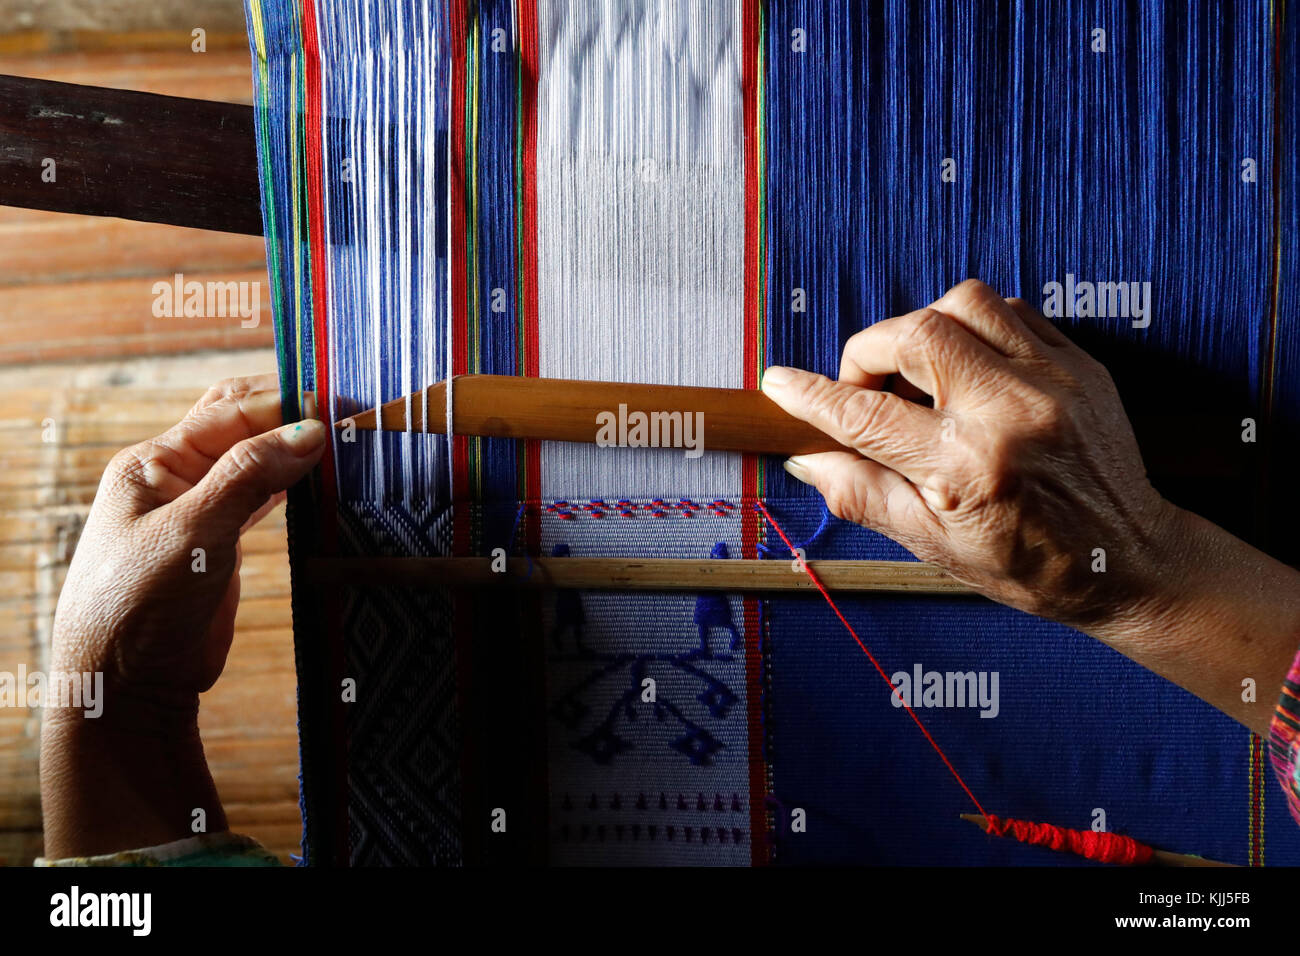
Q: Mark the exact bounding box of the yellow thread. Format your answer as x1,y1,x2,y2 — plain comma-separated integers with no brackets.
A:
290,51,305,414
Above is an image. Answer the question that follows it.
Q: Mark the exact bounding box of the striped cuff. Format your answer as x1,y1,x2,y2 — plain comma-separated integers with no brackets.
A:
1268,645,1300,825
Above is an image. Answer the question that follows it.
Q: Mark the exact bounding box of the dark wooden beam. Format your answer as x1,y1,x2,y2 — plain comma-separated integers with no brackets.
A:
0,74,261,235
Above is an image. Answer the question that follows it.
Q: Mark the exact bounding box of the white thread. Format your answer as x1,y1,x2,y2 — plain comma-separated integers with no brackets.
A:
536,0,745,499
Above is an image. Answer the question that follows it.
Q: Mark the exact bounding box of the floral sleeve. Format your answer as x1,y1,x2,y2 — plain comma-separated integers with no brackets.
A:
1270,648,1300,824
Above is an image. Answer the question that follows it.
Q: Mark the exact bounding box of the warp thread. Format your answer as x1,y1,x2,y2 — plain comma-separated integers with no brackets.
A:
536,0,746,500
502,501,533,577
984,815,1155,866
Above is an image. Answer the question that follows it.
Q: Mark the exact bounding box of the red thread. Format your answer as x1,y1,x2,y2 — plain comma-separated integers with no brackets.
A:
753,502,1168,866
518,0,542,556
753,502,990,820
984,816,1155,866
740,0,765,860
300,0,349,866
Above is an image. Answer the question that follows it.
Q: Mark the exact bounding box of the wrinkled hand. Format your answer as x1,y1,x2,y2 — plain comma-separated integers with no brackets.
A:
41,375,325,858
761,279,1182,633
50,375,325,727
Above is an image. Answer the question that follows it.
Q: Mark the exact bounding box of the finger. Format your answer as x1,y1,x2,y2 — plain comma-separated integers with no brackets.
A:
782,450,940,544
837,364,933,406
929,279,1040,358
179,420,326,539
837,350,932,404
836,308,1009,407
1005,297,1074,349
149,386,288,488
838,344,889,391
761,366,945,483
191,374,281,413
837,348,930,405
101,394,286,515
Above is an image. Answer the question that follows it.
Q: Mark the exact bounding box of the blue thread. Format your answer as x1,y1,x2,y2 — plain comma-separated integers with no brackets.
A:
502,501,526,554
500,501,534,578
692,542,742,658
549,542,585,653
548,569,740,766
756,499,834,558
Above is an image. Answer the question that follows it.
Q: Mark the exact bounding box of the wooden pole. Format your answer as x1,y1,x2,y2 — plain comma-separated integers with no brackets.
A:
309,555,974,595
0,75,261,235
341,374,850,457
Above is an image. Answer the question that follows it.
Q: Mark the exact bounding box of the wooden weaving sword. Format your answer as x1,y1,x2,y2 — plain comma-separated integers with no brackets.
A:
340,374,849,456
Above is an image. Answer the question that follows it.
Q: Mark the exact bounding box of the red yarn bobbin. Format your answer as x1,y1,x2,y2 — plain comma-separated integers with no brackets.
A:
984,815,1155,866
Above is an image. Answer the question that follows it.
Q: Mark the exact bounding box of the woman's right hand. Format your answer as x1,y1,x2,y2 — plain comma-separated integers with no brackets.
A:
760,279,1300,734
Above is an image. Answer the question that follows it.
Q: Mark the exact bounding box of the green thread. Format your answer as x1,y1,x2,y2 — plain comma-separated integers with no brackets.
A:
289,50,306,417
248,1,292,422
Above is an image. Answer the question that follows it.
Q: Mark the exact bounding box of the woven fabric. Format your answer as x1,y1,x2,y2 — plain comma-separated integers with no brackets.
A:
246,0,1300,865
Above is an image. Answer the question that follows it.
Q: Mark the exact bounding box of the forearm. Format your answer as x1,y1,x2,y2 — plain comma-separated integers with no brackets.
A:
1085,504,1300,736
40,692,227,859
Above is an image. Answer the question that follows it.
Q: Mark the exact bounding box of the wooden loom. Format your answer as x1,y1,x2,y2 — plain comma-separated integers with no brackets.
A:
3,72,1251,867
0,73,1243,595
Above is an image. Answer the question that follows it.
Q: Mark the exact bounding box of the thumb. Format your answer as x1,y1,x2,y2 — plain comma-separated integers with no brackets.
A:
760,365,942,481
180,419,326,536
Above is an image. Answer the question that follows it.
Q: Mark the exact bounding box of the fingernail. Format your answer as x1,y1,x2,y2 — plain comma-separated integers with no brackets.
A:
783,456,812,485
761,366,794,392
280,419,326,454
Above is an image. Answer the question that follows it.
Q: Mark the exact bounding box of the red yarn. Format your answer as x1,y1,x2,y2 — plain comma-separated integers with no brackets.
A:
984,815,1155,865
754,502,992,821
753,503,1167,866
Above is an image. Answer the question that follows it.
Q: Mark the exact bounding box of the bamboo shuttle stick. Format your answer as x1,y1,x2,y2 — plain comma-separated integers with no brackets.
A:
339,374,849,457
311,556,973,595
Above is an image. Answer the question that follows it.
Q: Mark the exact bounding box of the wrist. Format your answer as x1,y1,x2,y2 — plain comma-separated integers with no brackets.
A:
1083,499,1209,644
39,658,218,859
40,667,200,740
40,706,224,859
1082,500,1300,733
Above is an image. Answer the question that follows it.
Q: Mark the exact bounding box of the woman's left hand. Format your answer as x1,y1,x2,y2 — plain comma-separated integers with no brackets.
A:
41,375,324,858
